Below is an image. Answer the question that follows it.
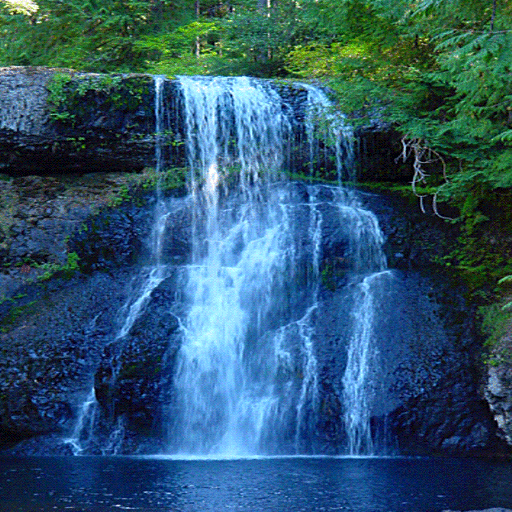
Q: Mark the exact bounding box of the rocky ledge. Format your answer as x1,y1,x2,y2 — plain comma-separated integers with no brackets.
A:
0,67,159,174
0,171,149,300
0,66,402,182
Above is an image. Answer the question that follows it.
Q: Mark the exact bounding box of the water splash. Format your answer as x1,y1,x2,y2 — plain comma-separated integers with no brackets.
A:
63,387,99,455
342,270,392,455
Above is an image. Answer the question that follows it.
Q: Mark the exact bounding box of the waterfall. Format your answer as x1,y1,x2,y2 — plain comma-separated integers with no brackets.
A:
337,194,390,455
167,76,389,457
171,77,296,455
117,75,171,340
66,76,390,457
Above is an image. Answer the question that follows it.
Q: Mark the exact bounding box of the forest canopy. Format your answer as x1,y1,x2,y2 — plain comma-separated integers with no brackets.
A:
1,0,511,239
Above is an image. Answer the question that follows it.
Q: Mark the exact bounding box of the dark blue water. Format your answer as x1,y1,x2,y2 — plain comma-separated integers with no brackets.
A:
1,456,511,512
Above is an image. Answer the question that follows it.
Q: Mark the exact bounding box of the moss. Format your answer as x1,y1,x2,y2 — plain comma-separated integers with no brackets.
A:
118,359,162,380
96,167,187,209
356,181,438,204
47,72,154,128
133,167,187,193
320,259,348,292
284,170,339,185
46,72,75,122
0,178,18,251
0,300,38,332
481,303,512,366
37,252,81,282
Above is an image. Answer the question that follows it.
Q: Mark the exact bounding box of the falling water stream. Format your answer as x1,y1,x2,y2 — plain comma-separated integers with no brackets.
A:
167,76,388,456
65,75,389,457
64,76,174,455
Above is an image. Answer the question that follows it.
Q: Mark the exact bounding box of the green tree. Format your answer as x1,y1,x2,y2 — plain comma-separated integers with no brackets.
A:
0,0,194,71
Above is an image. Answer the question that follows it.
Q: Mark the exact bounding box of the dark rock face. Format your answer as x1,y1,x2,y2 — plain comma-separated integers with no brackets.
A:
0,67,158,174
93,272,184,444
0,271,133,447
361,190,506,454
1,183,504,456
356,126,410,183
311,270,504,455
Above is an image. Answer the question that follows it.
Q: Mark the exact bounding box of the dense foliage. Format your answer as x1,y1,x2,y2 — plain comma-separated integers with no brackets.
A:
1,0,511,281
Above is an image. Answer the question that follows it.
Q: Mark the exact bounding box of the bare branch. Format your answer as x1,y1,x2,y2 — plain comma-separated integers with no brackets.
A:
399,137,456,220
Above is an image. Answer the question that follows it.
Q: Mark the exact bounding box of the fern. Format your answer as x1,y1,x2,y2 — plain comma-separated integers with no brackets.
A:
502,301,512,311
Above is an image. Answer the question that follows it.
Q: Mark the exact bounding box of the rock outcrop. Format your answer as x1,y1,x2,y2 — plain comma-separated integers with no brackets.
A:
485,365,512,446
0,172,148,301
0,67,399,182
0,67,158,174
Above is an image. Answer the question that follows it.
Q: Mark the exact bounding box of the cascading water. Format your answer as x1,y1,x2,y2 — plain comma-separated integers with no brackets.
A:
117,75,171,340
167,76,389,456
171,76,297,455
66,75,391,457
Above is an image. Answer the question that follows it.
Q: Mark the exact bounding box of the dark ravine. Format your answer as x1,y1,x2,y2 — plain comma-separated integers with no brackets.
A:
0,67,510,457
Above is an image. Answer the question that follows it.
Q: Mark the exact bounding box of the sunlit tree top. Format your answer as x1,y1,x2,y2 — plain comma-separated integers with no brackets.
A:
1,0,38,14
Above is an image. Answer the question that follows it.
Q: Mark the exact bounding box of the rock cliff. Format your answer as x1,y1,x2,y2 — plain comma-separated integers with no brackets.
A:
0,67,510,456
485,359,512,447
0,67,157,174
0,182,506,456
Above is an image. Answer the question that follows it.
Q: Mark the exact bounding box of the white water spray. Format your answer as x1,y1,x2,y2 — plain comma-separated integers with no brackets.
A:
66,76,390,457
171,77,337,456
342,269,391,455
117,75,172,340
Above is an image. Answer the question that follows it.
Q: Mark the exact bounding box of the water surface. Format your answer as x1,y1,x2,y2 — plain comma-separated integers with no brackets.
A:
1,456,511,511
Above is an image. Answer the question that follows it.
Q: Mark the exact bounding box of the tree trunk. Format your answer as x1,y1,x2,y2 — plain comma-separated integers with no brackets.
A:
195,0,200,58
490,0,497,32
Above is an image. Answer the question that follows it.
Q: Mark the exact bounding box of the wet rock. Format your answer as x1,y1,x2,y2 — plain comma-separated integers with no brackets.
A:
0,67,157,174
0,183,507,456
0,271,134,446
93,272,184,447
484,365,512,446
